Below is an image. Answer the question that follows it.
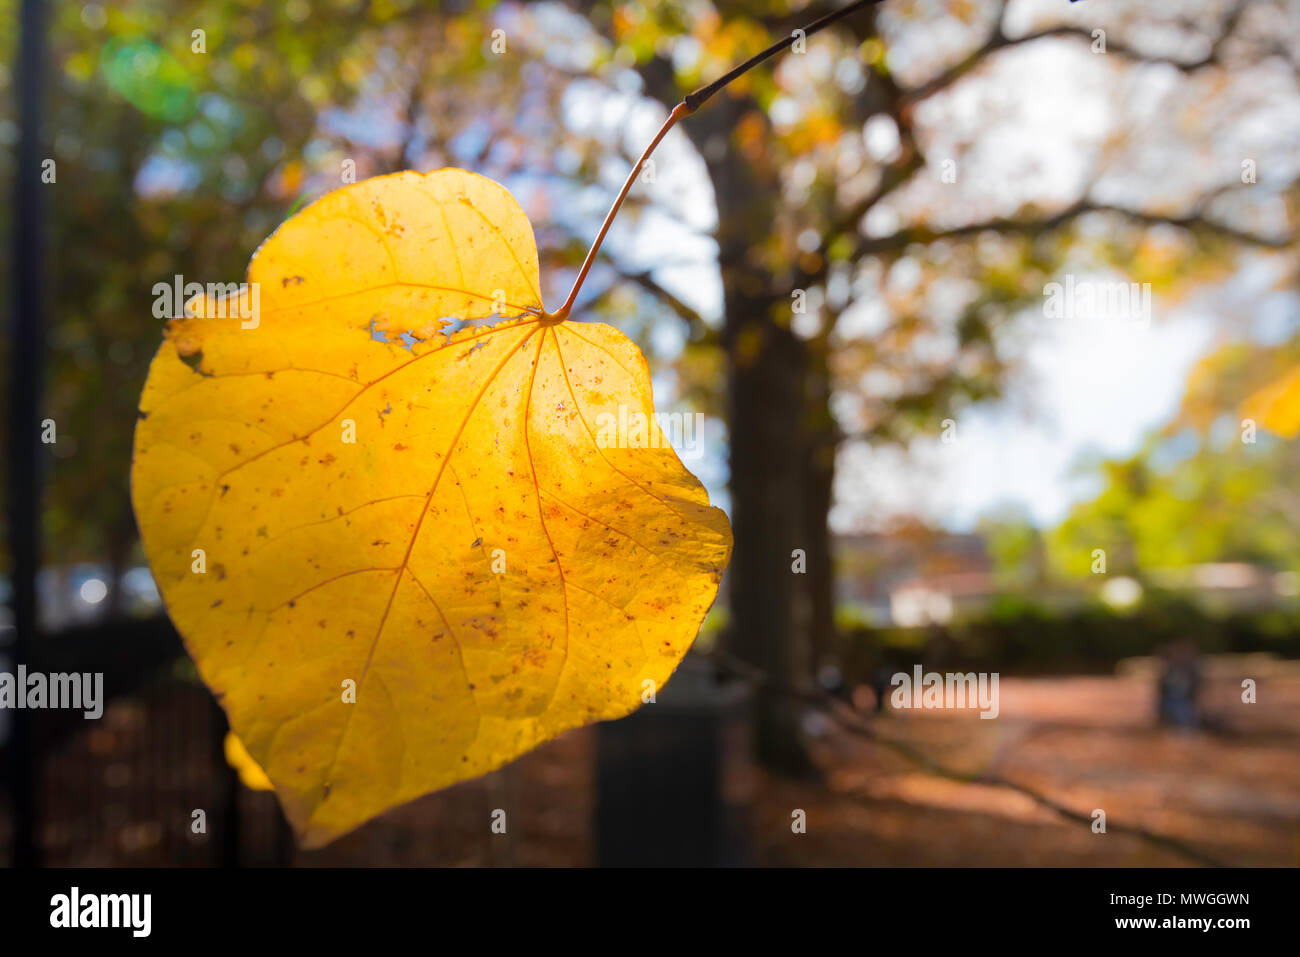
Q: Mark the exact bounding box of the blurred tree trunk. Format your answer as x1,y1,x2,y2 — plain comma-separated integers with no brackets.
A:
104,512,134,619
802,336,839,678
701,97,817,776
601,28,823,775
726,291,816,774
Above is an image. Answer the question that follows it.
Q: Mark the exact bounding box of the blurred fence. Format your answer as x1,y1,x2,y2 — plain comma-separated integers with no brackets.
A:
3,617,754,867
1,616,291,867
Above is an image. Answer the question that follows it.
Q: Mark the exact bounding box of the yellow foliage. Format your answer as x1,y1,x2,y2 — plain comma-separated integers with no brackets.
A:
1243,362,1300,438
132,169,731,846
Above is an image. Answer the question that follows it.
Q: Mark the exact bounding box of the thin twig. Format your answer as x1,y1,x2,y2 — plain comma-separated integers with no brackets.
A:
549,0,887,319
683,0,887,112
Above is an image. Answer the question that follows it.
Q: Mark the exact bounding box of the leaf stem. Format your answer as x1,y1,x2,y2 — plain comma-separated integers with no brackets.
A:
547,0,884,321
545,102,692,321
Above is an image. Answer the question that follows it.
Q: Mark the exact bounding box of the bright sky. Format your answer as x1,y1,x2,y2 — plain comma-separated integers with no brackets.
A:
836,298,1219,530
937,259,1297,530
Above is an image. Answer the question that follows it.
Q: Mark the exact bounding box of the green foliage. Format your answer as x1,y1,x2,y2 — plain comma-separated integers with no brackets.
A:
978,505,1046,587
843,596,1300,677
1048,429,1300,579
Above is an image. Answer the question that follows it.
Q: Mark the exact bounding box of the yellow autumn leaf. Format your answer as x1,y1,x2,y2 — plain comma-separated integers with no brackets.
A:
1243,362,1300,438
132,169,732,847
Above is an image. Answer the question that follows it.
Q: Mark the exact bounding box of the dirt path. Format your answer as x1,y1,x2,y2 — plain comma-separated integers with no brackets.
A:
755,671,1300,866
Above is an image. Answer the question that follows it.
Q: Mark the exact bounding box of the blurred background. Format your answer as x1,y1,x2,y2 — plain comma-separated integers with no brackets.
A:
2,0,1300,866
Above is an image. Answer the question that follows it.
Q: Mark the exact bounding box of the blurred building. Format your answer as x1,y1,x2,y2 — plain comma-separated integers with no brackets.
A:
834,529,991,625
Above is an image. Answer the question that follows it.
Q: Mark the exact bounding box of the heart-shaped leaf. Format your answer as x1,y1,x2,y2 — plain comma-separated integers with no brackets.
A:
132,169,732,847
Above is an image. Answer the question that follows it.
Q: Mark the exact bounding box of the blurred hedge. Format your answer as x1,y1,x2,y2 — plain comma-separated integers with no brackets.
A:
839,593,1300,678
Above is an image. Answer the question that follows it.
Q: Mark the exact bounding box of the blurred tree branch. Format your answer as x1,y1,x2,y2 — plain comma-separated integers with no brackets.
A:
902,0,1254,107
857,195,1296,260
